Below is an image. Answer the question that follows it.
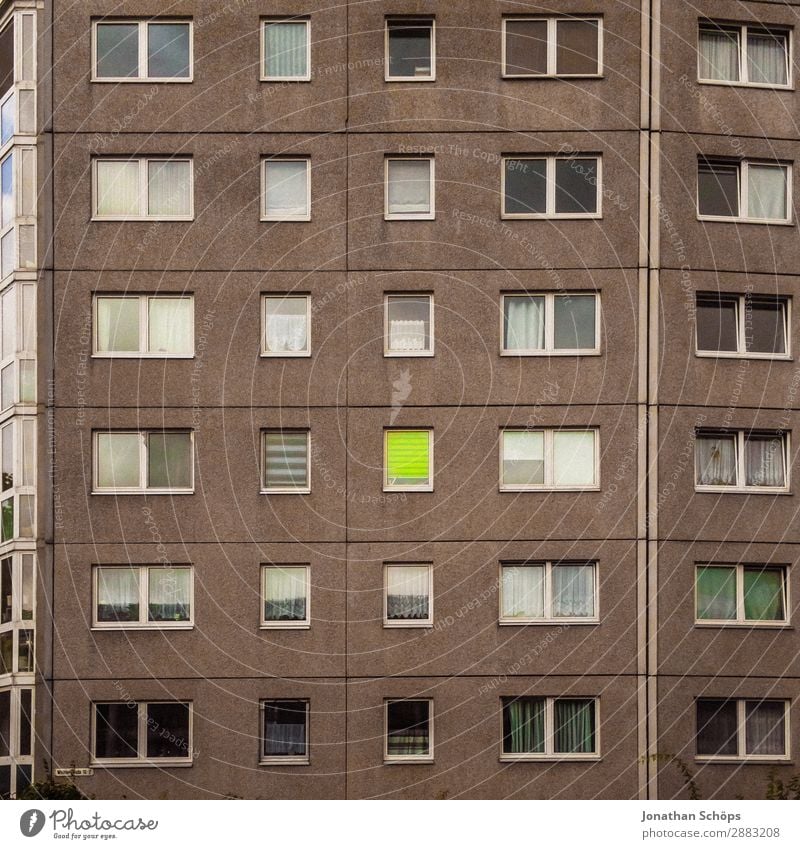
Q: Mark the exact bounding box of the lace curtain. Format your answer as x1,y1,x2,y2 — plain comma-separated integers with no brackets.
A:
264,567,307,621
745,435,785,486
148,160,191,217
553,564,595,617
699,29,739,81
149,568,191,622
504,297,545,350
386,565,429,620
696,435,737,486
501,564,544,618
387,160,431,214
97,568,139,621
148,298,193,354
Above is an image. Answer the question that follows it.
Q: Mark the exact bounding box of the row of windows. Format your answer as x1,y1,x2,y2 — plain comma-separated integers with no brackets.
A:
85,697,792,768
89,16,794,89
90,428,792,495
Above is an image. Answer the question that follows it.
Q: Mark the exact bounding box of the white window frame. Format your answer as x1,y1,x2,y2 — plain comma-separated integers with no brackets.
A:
91,565,194,630
384,698,434,763
261,429,311,495
500,292,601,356
0,417,37,542
695,293,791,360
260,698,310,765
383,562,433,628
501,16,604,79
90,700,193,767
697,22,792,89
499,428,600,492
384,157,435,221
260,18,312,82
501,155,602,220
261,158,311,222
694,429,790,493
499,560,599,625
694,563,789,627
92,430,195,495
92,157,194,222
261,564,311,629
697,158,792,224
385,17,436,82
696,698,791,763
0,686,34,798
92,294,195,358
261,293,311,357
384,293,434,357
500,696,601,761
383,428,434,492
91,19,194,83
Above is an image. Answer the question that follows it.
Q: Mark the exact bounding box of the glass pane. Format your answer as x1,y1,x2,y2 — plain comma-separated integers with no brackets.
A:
386,700,430,756
147,432,192,489
0,363,11,409
147,23,190,79
1,92,14,146
696,700,738,756
748,165,787,220
386,564,429,621
264,160,309,218
18,360,34,404
501,563,544,619
96,567,140,623
263,432,309,490
554,295,596,349
264,567,307,622
696,566,737,620
96,297,140,353
0,231,13,280
1,286,14,359
556,19,599,75
387,159,431,215
386,296,431,353
95,703,139,759
1,152,12,227
747,300,786,354
695,434,737,486
96,160,140,217
0,497,11,541
744,567,785,621
1,424,11,491
149,568,191,622
146,703,191,759
745,434,785,487
0,556,10,623
745,701,786,755
18,495,33,537
264,22,308,78
504,159,546,215
696,296,738,352
386,430,430,487
21,419,34,487
263,700,307,757
504,296,545,351
747,32,787,85
0,631,11,673
0,690,9,756
555,158,598,214
699,28,740,81
148,297,193,354
505,19,547,75
0,765,9,799
388,21,433,77
264,296,309,354
16,764,31,796
17,629,33,671
698,164,739,217
555,699,596,753
147,160,191,217
553,563,595,617
503,697,546,753
96,432,140,488
96,23,139,78
19,688,32,756
502,430,544,486
21,554,33,620
553,431,596,487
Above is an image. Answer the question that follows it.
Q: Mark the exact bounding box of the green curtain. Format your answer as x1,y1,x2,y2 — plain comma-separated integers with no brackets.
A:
696,566,736,620
555,699,595,753
506,699,545,753
744,568,784,621
387,431,429,485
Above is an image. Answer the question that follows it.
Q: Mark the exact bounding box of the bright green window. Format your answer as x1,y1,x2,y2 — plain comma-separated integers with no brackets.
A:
385,430,431,488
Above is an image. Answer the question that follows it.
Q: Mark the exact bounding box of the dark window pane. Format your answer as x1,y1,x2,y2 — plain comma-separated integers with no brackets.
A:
388,21,433,78
502,697,546,754
147,432,192,489
15,765,31,797
19,688,31,756
386,700,430,756
263,700,307,757
744,567,785,621
745,701,786,756
746,299,786,354
504,159,546,215
554,699,596,753
555,158,598,214
698,163,739,217
1,497,13,541
696,296,738,352
96,24,139,78
554,295,596,349
697,699,738,756
147,23,190,78
95,703,138,759
0,690,9,756
556,20,599,74
0,765,9,799
0,632,11,674
146,702,191,759
0,555,10,623
505,20,547,75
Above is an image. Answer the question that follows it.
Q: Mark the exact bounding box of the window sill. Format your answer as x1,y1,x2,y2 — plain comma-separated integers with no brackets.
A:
91,624,194,631
694,487,791,495
384,621,434,629
385,76,436,83
502,73,603,80
501,213,602,221
499,485,601,493
384,757,434,765
384,214,436,221
259,757,310,766
261,488,311,495
260,76,312,83
91,760,193,769
693,621,791,630
500,349,601,357
260,352,312,358
92,353,195,360
696,79,793,92
91,77,194,84
696,215,794,226
695,352,792,362
383,486,434,493
695,756,792,764
500,754,601,763
92,489,195,496
92,216,195,223
259,622,311,630
384,351,435,358
499,618,599,626
261,216,312,223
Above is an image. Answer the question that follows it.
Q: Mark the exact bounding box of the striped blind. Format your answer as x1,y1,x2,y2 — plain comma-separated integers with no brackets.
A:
264,432,308,489
386,431,429,486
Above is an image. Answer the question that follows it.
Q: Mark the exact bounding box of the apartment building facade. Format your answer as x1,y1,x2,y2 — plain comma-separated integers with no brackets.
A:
0,0,795,799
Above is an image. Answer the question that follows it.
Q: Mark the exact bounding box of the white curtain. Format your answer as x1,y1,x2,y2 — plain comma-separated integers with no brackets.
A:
745,436,785,487
264,22,308,78
264,567,307,621
504,297,545,351
748,165,787,220
553,564,595,617
148,160,191,217
97,432,140,487
97,298,139,352
265,298,308,353
389,320,426,351
553,431,596,487
148,568,191,621
746,702,786,755
96,160,139,217
747,33,787,85
265,161,308,218
97,567,139,619
696,435,737,486
388,160,431,214
501,564,544,618
148,298,193,354
699,30,739,81
386,565,429,620
502,431,544,486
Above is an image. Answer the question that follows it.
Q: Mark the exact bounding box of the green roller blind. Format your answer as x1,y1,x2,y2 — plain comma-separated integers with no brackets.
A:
386,431,430,486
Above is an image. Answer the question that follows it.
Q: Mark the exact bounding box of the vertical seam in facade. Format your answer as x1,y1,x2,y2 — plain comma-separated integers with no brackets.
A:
343,0,350,801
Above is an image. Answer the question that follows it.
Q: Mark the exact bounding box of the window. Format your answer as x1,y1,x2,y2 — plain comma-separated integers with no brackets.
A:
0,419,36,542
385,18,435,81
262,159,310,221
262,565,309,628
262,430,310,493
93,566,192,628
262,19,310,81
501,697,599,759
0,553,34,678
385,699,432,762
93,19,192,81
695,430,788,491
502,293,599,354
93,431,194,493
696,564,787,625
94,295,193,357
384,564,432,627
0,152,13,280
698,22,790,87
385,157,434,220
262,295,310,356
696,294,788,358
503,156,601,218
502,16,602,77
500,428,598,490
500,561,597,623
385,294,433,356
696,699,789,760
92,701,192,764
93,157,193,221
0,686,33,800
698,159,790,223
261,699,309,764
384,429,432,491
